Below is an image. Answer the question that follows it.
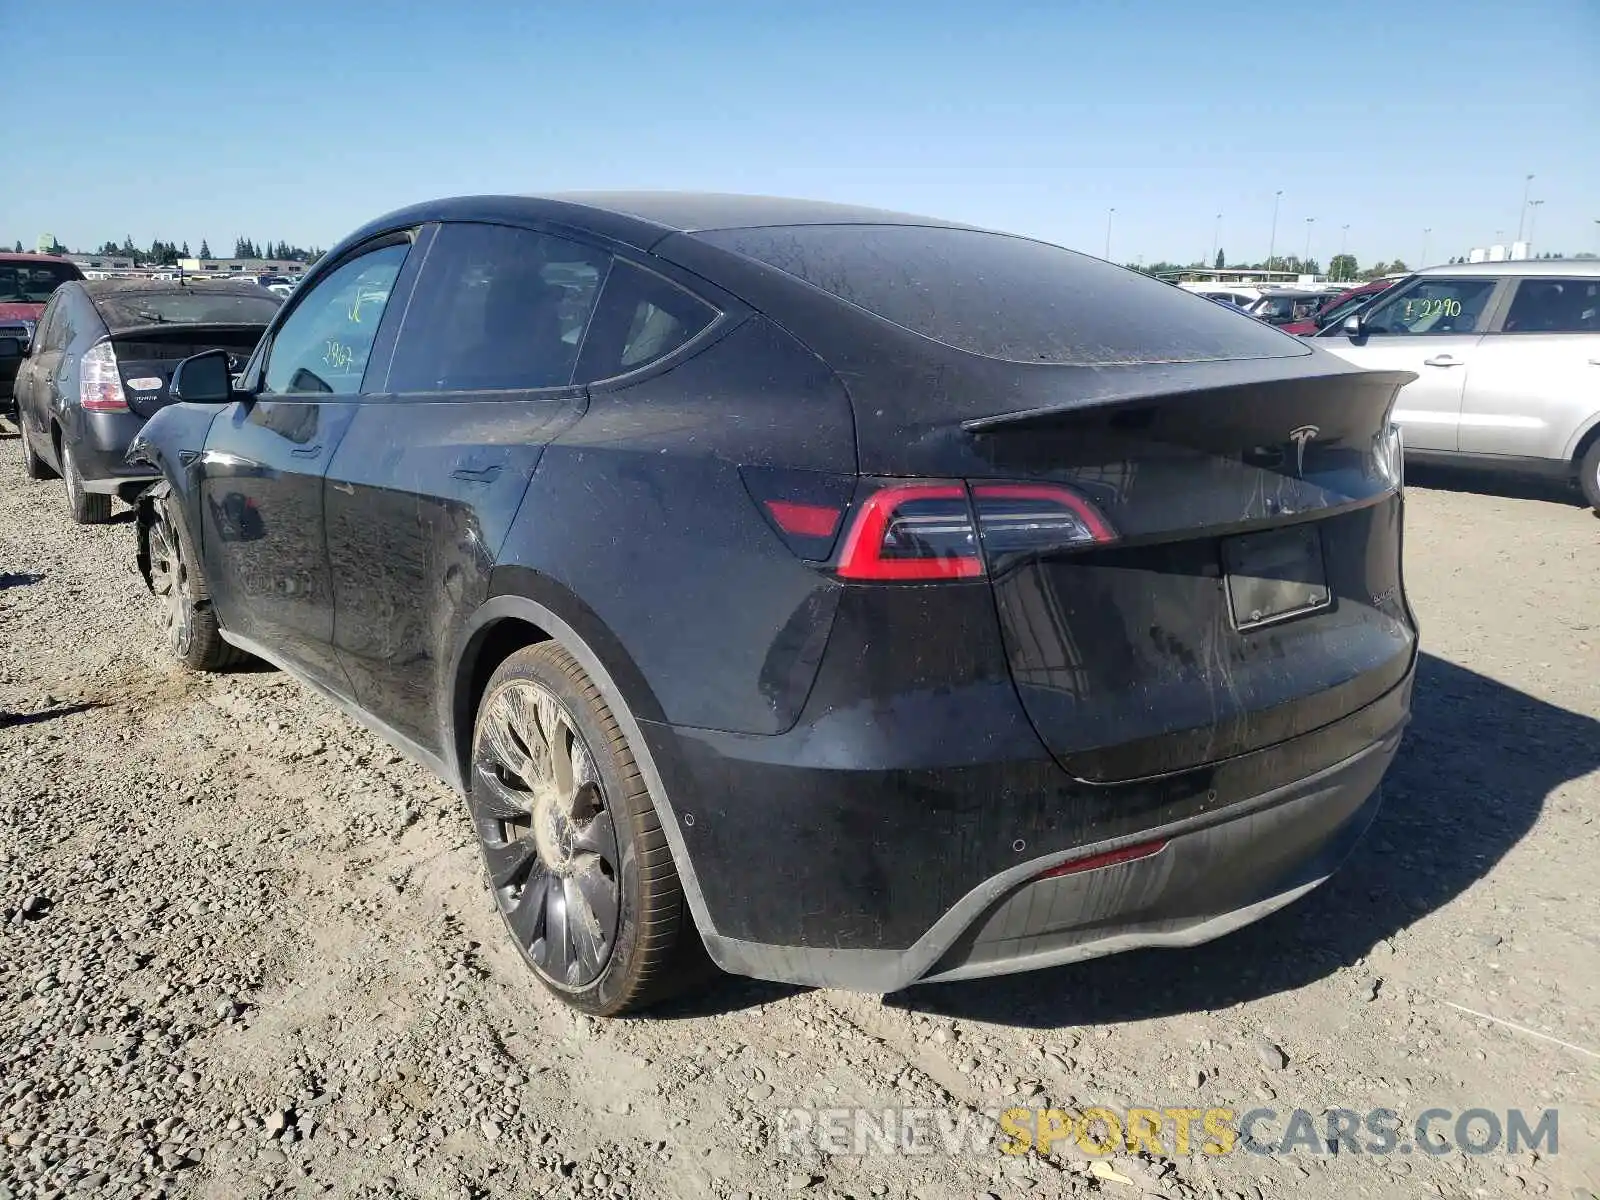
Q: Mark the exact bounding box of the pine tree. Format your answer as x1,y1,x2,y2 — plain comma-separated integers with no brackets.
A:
199,240,211,258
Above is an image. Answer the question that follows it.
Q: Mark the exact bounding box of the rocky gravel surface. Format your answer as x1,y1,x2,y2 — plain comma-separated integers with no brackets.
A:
1,437,1597,1200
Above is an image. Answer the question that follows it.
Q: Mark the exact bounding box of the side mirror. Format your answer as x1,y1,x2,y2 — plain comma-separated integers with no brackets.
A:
170,348,236,404
1341,314,1365,338
0,336,23,361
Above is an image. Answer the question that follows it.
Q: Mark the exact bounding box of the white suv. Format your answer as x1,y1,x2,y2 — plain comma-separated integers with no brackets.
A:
1312,259,1600,510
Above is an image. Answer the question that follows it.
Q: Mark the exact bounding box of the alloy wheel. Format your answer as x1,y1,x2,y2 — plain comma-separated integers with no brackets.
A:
470,679,622,989
146,512,194,659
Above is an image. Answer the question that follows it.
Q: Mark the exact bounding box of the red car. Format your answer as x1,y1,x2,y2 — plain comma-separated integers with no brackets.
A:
1281,278,1398,336
1,253,86,413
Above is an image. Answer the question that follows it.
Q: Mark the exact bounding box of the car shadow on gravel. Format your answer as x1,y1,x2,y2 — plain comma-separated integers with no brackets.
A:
890,651,1599,1027
0,572,45,589
669,651,1597,1023
0,702,102,730
1408,464,1588,510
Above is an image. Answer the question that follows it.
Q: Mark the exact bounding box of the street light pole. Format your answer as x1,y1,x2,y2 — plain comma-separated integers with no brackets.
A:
1526,199,1544,249
1339,224,1350,279
1210,212,1221,267
1516,173,1534,242
1421,228,1431,267
1105,207,1115,261
1303,217,1315,275
1267,190,1282,273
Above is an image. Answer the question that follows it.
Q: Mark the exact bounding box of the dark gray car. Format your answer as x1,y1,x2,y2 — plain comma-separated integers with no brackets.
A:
12,280,280,522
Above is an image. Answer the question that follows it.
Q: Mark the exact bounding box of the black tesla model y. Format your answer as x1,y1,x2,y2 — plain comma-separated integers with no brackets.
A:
128,194,1417,1015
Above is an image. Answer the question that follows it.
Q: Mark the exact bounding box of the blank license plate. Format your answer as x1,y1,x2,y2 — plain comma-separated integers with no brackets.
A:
1222,525,1329,630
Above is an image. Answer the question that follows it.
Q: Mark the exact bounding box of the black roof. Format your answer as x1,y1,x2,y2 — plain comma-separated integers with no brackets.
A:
341,192,974,256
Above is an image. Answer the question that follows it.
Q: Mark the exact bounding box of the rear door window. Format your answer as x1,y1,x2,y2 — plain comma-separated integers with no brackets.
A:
575,260,718,382
693,224,1302,364
386,222,610,393
1499,278,1600,333
1358,277,1498,335
262,242,410,395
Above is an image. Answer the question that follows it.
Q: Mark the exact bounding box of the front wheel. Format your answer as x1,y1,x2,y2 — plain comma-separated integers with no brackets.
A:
468,642,703,1015
1579,439,1600,514
146,497,245,672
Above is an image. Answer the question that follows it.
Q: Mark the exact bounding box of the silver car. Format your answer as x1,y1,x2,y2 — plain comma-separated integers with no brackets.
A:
1312,259,1600,510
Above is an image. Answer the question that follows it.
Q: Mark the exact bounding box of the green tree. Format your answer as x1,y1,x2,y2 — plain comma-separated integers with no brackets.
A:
11,240,21,253
1214,248,1225,269
181,241,191,258
1328,253,1357,281
198,239,212,258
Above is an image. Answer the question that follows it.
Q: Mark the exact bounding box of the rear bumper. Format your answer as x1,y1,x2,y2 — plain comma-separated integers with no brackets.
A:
648,665,1411,993
68,410,157,494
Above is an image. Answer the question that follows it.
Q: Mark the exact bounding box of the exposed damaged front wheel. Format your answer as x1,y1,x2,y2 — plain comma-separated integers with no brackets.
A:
145,495,245,673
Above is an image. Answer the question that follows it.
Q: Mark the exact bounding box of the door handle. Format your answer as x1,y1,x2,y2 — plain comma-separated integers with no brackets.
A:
289,443,324,458
1422,355,1463,367
330,481,354,495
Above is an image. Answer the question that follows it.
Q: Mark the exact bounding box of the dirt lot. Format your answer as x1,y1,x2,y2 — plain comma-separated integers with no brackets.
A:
2,438,1597,1200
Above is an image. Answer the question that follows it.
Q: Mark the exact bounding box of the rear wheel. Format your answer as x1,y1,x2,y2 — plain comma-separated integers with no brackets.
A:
147,497,245,671
1580,439,1600,514
61,440,112,524
19,418,54,480
468,642,702,1015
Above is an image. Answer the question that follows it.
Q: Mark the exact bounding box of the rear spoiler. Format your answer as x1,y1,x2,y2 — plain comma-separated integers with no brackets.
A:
960,369,1416,434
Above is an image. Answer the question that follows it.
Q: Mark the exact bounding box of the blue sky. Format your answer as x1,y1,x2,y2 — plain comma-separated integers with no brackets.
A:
8,0,1598,268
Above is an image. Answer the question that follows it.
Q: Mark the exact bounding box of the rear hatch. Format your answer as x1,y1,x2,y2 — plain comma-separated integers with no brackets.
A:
964,368,1415,783
674,222,1417,784
105,324,265,418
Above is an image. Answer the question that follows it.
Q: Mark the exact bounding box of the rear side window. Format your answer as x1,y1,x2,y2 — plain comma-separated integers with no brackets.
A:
1500,278,1600,334
575,260,718,382
694,224,1301,364
387,223,609,393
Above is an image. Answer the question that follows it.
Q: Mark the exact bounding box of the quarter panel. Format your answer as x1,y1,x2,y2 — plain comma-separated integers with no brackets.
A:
497,317,856,735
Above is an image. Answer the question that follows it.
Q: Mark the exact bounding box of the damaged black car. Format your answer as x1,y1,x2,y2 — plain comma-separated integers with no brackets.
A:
127,193,1417,1015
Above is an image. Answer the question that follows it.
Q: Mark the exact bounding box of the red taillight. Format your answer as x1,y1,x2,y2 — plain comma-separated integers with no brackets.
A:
1034,838,1169,880
832,479,1116,582
80,341,128,413
835,483,984,581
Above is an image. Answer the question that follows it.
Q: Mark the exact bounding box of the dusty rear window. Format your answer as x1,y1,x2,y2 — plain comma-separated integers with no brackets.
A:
94,290,282,331
694,224,1303,365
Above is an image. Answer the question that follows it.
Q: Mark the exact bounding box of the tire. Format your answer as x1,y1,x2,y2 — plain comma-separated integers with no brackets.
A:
19,418,54,481
1580,438,1600,514
468,641,704,1015
61,439,112,524
146,495,247,672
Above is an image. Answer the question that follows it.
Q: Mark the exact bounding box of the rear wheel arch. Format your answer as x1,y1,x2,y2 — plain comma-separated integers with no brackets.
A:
446,587,720,938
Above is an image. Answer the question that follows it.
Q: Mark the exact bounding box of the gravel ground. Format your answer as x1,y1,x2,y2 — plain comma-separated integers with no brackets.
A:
2,434,1597,1200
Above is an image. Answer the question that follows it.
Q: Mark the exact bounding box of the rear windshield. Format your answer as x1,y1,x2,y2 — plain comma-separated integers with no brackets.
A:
94,290,282,330
0,262,80,303
694,224,1302,365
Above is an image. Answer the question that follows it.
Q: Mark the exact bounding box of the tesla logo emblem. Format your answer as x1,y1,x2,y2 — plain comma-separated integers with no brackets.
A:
1288,425,1320,475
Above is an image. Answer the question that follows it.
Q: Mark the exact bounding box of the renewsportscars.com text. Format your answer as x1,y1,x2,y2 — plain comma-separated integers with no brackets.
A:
775,1105,1559,1159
